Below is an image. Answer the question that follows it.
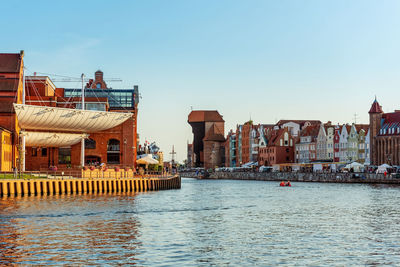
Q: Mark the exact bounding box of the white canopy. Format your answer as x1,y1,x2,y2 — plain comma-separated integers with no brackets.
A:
14,104,132,132
21,131,88,147
345,162,364,172
136,154,159,165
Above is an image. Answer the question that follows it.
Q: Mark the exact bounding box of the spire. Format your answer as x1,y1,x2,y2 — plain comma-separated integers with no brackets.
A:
369,97,383,114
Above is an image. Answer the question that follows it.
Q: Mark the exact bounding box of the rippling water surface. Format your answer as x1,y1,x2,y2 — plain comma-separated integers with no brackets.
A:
1,178,400,265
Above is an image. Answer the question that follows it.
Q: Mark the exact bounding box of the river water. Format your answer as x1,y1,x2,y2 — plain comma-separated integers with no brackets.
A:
1,178,400,266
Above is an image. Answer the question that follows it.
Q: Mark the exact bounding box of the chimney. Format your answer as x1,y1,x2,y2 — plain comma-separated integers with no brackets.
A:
95,70,103,81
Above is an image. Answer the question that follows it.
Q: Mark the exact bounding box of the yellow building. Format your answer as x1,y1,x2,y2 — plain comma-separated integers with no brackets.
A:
0,128,12,171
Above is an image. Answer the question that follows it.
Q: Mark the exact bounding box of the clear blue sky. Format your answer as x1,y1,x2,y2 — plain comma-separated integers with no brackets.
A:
2,0,400,162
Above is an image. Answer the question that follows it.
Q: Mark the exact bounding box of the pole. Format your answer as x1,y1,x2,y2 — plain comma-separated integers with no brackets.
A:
80,74,85,168
21,67,26,172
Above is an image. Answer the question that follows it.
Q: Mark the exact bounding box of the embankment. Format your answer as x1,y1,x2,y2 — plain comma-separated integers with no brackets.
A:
0,175,181,197
180,171,400,184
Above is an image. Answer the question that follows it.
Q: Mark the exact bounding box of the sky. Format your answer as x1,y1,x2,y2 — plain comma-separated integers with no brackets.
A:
1,0,400,162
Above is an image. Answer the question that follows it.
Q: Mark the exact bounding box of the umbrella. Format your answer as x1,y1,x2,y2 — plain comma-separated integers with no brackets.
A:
136,154,159,165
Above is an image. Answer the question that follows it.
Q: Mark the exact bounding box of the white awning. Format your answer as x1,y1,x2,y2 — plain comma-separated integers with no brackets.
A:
21,131,88,147
14,104,132,132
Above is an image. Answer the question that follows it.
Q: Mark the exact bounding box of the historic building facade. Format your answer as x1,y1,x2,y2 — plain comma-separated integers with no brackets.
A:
369,99,400,166
0,51,140,171
188,110,225,169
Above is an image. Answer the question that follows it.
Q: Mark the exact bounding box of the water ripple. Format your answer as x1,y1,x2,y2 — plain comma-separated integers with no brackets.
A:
1,179,400,265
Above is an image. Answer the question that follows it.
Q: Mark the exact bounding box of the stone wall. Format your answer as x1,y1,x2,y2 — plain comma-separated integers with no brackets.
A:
180,171,400,184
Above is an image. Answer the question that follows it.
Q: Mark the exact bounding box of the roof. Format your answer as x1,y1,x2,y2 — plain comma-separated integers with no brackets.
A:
14,104,132,133
188,110,224,123
369,99,383,114
299,124,320,138
266,128,285,146
0,53,22,73
354,124,369,133
382,112,400,124
276,120,321,127
379,122,400,136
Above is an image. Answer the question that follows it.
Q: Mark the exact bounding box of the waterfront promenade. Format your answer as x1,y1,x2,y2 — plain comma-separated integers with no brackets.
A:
181,171,400,184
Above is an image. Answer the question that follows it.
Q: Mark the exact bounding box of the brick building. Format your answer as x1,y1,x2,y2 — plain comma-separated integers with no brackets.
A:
258,127,295,166
0,51,139,171
188,110,225,169
0,52,24,171
369,98,400,166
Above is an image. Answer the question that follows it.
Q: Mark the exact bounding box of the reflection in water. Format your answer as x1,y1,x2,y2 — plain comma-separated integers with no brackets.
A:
0,193,142,265
1,180,400,265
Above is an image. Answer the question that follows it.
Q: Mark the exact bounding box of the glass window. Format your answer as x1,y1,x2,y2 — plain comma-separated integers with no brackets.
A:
58,148,71,164
107,139,120,164
32,147,37,157
41,148,47,157
85,139,96,149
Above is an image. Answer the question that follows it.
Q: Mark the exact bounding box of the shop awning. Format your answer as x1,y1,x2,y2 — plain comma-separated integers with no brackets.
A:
21,131,88,147
14,104,132,132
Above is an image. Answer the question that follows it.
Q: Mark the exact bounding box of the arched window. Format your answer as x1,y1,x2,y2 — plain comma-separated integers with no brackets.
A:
96,83,101,89
85,138,96,149
107,139,120,164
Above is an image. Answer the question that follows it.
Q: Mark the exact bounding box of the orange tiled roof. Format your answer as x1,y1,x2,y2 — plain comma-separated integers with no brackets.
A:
188,110,224,122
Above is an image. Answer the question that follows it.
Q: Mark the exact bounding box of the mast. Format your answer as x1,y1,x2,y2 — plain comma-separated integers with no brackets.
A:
80,73,85,167
21,66,26,172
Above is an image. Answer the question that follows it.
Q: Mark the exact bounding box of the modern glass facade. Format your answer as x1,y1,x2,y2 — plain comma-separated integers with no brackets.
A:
64,88,136,109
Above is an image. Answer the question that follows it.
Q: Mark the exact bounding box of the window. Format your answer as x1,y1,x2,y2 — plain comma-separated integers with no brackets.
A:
58,148,71,164
41,148,47,157
32,147,37,157
85,139,96,149
96,83,101,89
107,139,120,164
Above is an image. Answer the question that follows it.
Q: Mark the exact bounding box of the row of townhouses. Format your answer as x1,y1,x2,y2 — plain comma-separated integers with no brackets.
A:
188,99,400,168
225,119,371,167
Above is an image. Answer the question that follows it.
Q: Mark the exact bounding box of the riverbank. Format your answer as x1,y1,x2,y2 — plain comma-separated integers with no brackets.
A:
180,171,400,184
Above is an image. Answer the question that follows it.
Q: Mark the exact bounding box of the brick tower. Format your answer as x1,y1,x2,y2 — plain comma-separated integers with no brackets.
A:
368,98,383,165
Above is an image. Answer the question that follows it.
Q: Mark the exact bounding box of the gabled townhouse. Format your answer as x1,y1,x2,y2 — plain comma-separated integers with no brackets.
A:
365,129,370,165
326,124,335,160
295,124,320,163
316,124,327,161
275,120,321,137
250,125,259,163
236,125,243,165
347,124,359,162
225,130,237,167
258,127,294,166
339,124,351,162
333,125,341,162
357,128,367,164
